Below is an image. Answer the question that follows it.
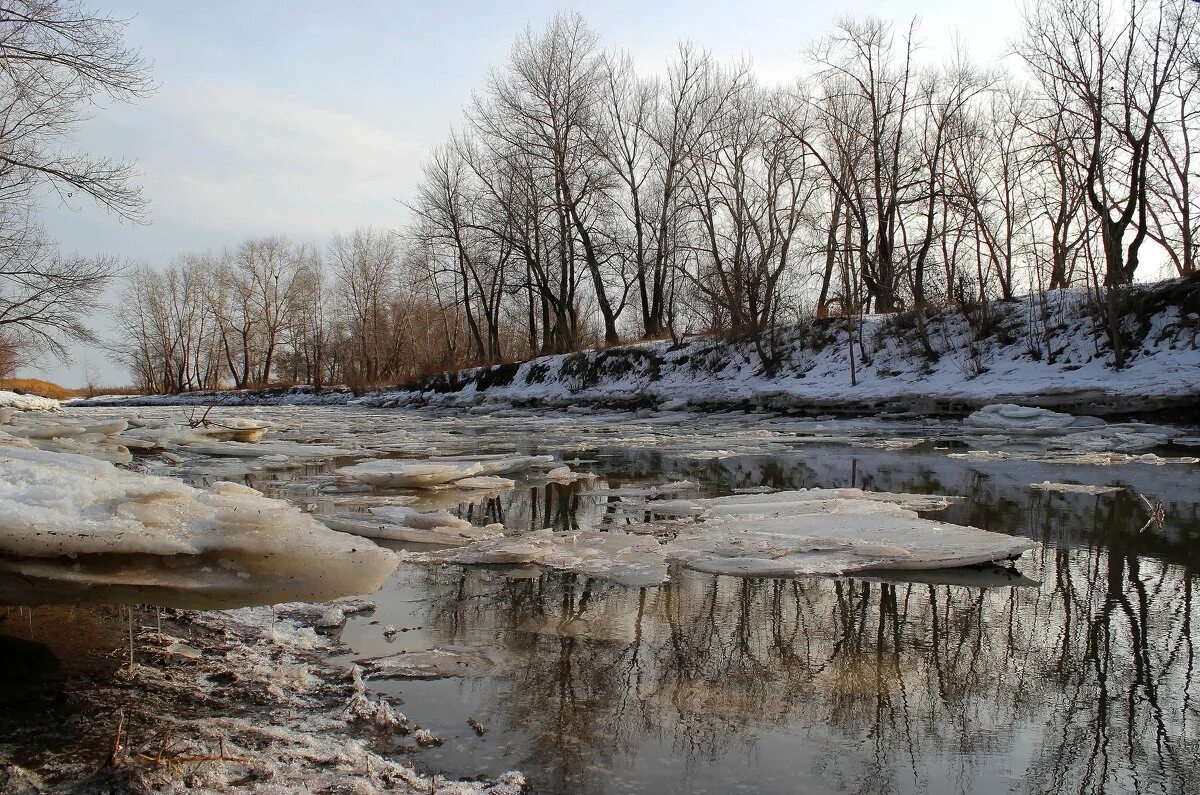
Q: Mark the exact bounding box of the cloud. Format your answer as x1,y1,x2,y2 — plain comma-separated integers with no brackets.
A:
138,81,426,239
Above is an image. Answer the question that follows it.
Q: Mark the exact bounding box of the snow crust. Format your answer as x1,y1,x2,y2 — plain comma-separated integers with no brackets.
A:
24,600,526,793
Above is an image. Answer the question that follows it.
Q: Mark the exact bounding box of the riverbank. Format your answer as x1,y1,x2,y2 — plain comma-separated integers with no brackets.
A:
76,279,1200,419
0,601,525,794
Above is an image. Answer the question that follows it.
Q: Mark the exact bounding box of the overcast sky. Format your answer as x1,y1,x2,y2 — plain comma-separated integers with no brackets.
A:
28,0,1025,387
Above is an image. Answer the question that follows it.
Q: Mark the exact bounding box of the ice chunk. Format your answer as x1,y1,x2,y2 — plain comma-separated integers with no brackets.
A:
544,465,593,483
370,505,472,530
964,404,1105,433
452,475,517,489
662,512,1033,576
409,529,668,587
427,453,556,476
336,459,482,487
357,645,512,679
407,488,1032,585
1029,481,1123,495
0,444,399,607
321,510,502,545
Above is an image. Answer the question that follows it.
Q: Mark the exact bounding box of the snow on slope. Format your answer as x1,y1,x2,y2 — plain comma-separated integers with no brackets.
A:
74,280,1200,416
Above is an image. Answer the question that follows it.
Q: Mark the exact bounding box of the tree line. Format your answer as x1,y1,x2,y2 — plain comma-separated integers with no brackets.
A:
114,0,1200,391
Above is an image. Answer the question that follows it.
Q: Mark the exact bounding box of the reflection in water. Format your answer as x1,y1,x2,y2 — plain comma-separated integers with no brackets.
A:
363,447,1198,795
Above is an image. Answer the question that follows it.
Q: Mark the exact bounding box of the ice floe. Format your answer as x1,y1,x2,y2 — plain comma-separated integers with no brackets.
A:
408,529,669,587
321,506,503,545
0,443,399,606
964,404,1105,433
404,488,1031,584
357,645,513,679
1029,481,1123,495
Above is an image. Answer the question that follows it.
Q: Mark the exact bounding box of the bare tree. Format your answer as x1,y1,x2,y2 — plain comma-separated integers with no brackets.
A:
0,1,150,362
1020,0,1198,286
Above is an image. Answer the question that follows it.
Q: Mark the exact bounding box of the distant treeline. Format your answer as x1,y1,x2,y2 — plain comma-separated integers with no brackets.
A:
115,1,1200,393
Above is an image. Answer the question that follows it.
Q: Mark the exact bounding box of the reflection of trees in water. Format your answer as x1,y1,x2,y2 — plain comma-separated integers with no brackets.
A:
416,472,1198,794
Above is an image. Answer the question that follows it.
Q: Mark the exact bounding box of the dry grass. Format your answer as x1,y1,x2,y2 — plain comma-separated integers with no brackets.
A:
0,377,83,399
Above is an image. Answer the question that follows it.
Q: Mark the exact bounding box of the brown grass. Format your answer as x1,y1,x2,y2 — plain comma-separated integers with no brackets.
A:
0,377,84,400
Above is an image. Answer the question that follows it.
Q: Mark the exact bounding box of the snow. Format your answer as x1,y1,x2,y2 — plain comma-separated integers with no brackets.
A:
0,441,399,606
73,283,1200,418
0,390,59,411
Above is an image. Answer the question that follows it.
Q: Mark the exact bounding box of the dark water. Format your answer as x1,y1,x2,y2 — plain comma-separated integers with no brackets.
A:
319,442,1199,795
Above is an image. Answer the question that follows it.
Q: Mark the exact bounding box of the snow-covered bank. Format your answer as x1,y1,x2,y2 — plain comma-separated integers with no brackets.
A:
0,390,59,411
76,280,1200,418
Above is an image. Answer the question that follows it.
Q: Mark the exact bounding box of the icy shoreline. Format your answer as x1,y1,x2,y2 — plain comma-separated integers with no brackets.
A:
0,601,526,794
73,283,1200,418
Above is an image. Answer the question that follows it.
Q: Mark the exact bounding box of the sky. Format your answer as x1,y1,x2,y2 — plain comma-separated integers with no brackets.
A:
27,0,1025,387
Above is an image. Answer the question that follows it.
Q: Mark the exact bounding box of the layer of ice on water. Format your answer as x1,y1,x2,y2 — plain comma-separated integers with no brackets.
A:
1029,481,1123,495
453,475,517,489
337,459,482,487
338,452,562,488
357,645,513,679
427,453,556,475
662,511,1033,577
1,411,135,464
964,404,1106,433
702,487,961,514
0,443,399,606
321,508,502,545
950,449,1199,466
408,529,668,587
408,488,1030,584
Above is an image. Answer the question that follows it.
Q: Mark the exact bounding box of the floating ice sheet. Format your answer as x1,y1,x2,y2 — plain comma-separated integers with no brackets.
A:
1029,481,1123,495
0,443,398,607
357,645,513,679
408,529,669,587
321,507,502,545
406,488,1032,585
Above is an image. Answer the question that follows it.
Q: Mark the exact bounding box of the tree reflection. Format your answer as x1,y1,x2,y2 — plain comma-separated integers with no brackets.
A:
411,458,1198,794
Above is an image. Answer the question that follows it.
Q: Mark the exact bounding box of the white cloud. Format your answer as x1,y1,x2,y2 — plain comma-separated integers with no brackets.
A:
139,81,426,238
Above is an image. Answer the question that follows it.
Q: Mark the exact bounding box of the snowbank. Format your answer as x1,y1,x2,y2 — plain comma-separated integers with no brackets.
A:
0,389,59,411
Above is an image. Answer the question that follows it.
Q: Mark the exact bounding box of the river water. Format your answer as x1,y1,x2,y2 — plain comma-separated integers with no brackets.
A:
4,405,1199,793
